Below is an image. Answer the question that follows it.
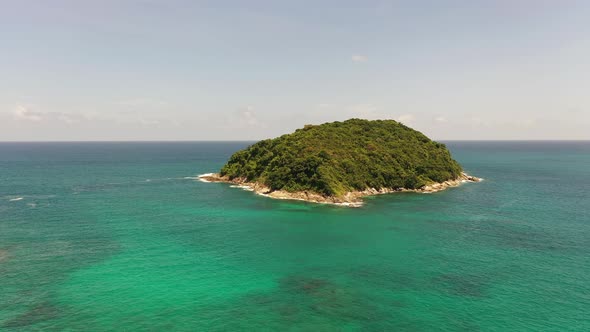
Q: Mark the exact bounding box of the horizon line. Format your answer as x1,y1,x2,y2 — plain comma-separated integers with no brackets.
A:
1,139,589,143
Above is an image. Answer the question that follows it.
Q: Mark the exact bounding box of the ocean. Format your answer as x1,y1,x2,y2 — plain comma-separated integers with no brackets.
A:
1,141,589,331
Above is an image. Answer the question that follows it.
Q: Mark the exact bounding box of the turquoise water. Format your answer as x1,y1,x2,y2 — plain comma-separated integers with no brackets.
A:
1,141,589,331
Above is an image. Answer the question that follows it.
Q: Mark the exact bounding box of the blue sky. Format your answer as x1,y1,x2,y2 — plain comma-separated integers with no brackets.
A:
1,0,589,140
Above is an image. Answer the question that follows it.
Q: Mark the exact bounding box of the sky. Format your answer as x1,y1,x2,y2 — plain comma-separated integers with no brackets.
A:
1,0,589,141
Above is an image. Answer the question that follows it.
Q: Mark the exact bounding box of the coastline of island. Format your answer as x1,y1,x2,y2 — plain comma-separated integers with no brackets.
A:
198,172,482,207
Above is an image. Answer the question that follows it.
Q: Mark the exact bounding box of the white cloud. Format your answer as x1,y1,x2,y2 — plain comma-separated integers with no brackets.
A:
11,104,89,124
351,55,368,63
13,105,43,122
223,106,265,129
239,106,261,127
397,114,415,124
434,116,447,123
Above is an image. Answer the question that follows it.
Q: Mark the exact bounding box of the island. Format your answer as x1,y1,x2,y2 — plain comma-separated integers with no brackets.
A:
199,119,480,206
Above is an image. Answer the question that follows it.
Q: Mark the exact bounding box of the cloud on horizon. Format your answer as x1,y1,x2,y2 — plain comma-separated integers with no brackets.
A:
12,104,83,124
13,105,43,122
434,116,447,123
351,55,368,63
220,106,266,131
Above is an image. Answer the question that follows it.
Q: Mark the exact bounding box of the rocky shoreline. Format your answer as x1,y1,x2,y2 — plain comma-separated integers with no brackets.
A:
198,172,482,207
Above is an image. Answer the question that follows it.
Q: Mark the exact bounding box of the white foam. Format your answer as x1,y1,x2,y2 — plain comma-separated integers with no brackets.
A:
334,202,363,208
9,197,23,202
183,176,203,182
196,173,215,183
230,185,254,191
199,173,363,208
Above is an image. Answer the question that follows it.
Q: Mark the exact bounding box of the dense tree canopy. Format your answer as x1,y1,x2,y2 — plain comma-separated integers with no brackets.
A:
220,119,463,197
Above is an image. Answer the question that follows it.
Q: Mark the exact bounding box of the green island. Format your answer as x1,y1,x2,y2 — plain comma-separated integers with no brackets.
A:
200,119,480,206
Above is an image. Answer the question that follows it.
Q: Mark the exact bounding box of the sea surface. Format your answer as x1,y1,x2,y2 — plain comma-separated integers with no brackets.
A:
0,141,589,331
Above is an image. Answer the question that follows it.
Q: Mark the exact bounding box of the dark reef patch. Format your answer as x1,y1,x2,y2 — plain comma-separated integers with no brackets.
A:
211,274,387,329
278,275,380,322
279,275,331,295
432,273,488,298
0,249,9,263
2,301,60,329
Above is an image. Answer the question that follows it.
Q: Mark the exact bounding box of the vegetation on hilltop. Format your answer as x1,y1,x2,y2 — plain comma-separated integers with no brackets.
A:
220,119,463,197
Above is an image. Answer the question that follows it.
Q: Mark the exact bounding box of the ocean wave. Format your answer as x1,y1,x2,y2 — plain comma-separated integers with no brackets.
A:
9,197,23,202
